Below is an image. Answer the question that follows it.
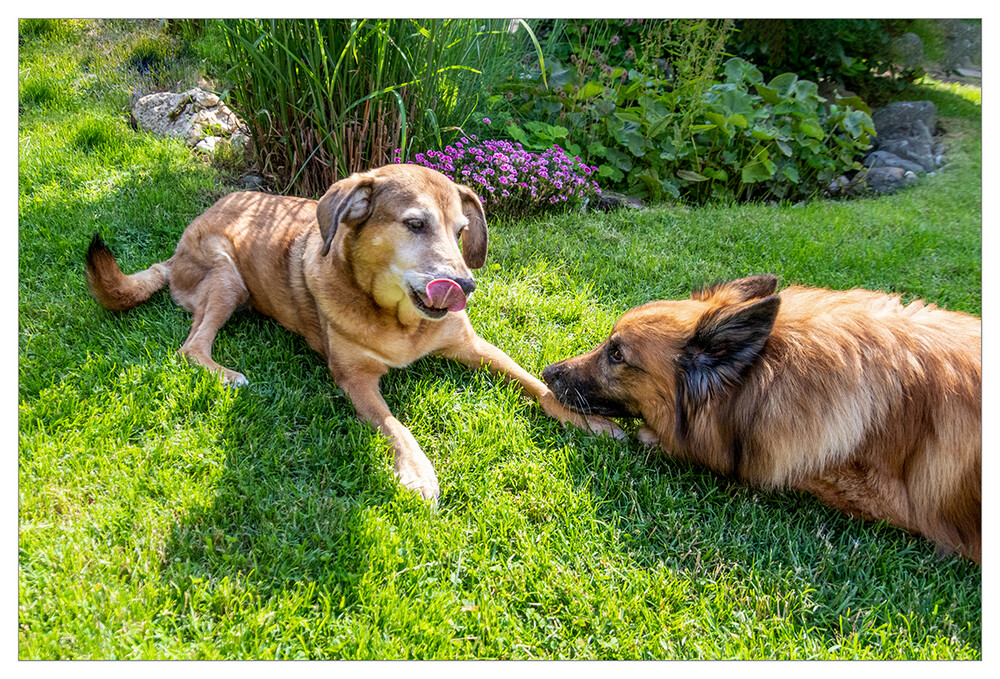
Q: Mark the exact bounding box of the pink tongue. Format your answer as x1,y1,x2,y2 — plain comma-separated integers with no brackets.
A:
426,279,466,312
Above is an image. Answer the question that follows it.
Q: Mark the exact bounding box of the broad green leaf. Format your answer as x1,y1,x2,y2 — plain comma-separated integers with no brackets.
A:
741,160,775,183
768,72,797,98
719,88,755,117
575,81,605,100
614,109,643,124
755,82,780,105
722,57,762,85
587,141,607,157
506,124,528,145
606,147,633,171
677,169,709,182
594,99,616,117
836,95,872,115
799,121,824,139
661,178,681,199
647,115,672,139
705,111,729,130
794,79,820,101
843,110,874,137
728,113,748,128
626,132,646,157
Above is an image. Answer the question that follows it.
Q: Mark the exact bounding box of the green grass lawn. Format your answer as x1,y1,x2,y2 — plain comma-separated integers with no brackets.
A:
19,21,981,660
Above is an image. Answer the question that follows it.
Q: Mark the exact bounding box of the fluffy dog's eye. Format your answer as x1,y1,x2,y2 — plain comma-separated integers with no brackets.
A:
404,219,425,232
609,347,625,364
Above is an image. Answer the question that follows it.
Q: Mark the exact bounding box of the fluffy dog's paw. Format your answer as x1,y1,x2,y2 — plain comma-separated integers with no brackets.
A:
637,426,659,448
583,414,626,440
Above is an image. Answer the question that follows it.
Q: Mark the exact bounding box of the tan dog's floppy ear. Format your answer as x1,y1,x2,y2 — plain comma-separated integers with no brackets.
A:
316,174,376,257
457,184,488,269
691,274,779,305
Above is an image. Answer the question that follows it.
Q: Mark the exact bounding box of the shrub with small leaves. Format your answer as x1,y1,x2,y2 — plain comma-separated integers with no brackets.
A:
397,132,601,220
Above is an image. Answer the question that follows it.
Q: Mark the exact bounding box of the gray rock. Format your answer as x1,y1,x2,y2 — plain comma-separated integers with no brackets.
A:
594,190,645,211
237,172,267,191
862,166,918,195
891,32,924,70
132,87,247,149
938,19,981,73
871,109,937,172
872,101,937,139
863,150,927,175
875,135,936,172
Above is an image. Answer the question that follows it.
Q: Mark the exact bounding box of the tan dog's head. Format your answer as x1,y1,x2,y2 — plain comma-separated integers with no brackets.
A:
542,275,780,447
316,164,488,321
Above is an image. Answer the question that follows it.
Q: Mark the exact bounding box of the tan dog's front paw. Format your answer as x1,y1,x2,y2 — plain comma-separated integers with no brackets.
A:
539,392,624,439
222,369,248,387
395,454,441,502
582,414,626,439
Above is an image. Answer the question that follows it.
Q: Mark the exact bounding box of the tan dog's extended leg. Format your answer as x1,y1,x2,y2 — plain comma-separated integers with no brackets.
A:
440,334,625,439
337,369,441,501
178,271,250,386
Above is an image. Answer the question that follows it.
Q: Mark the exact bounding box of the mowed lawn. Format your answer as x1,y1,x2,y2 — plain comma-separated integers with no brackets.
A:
19,25,981,660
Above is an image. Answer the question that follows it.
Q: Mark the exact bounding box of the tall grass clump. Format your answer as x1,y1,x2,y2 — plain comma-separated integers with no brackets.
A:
222,19,522,196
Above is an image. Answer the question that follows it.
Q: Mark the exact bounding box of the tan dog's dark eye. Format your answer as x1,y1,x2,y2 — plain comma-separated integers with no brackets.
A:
456,226,467,241
609,347,625,364
404,219,425,232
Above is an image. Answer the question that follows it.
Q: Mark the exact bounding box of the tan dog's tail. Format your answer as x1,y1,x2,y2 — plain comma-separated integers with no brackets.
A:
85,233,171,311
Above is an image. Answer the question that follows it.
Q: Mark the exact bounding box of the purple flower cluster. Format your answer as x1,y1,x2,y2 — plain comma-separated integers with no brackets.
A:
394,136,601,218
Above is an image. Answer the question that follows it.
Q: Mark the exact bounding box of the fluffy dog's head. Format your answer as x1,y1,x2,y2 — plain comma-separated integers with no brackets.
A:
316,164,488,323
542,275,780,453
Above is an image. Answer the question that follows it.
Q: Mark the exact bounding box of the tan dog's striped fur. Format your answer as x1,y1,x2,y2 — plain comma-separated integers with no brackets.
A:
86,164,621,502
543,275,981,560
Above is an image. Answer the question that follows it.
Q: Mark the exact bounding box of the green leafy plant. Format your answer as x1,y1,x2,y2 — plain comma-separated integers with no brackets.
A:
727,19,919,106
492,19,736,201
496,46,873,203
673,57,875,202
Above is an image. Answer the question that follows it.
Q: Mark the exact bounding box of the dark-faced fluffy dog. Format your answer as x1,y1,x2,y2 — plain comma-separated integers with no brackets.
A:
542,275,981,561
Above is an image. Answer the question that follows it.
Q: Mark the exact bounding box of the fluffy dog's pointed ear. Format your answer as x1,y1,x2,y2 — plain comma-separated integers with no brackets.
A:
691,274,779,305
457,184,488,269
316,174,376,257
677,295,780,406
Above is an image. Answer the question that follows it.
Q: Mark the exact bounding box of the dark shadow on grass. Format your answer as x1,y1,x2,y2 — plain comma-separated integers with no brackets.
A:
566,431,982,651
156,311,405,610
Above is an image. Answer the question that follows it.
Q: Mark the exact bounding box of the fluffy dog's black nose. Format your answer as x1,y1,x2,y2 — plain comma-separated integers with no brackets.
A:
542,362,563,387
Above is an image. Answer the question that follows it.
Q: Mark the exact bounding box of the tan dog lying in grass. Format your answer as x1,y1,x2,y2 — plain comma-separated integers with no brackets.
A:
543,275,981,561
85,164,621,501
